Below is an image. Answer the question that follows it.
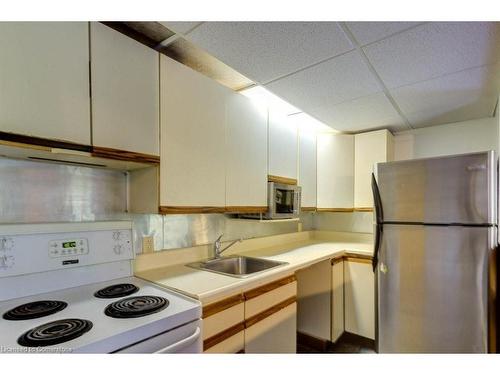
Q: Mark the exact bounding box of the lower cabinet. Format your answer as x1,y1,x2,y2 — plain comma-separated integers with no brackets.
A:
201,275,297,354
244,275,297,353
296,260,331,341
245,303,297,353
344,257,375,340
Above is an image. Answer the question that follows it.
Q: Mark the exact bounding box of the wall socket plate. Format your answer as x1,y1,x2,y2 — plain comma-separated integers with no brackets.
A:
142,236,155,253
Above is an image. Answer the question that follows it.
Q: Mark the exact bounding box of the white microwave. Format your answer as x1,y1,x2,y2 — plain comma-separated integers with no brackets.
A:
265,182,301,219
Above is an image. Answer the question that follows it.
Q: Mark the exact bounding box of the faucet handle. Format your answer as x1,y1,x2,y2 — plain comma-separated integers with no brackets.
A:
215,234,224,243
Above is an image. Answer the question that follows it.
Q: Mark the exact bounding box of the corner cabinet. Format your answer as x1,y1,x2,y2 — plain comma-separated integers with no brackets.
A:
159,55,229,212
298,131,317,210
0,22,91,145
225,93,268,212
317,133,354,211
344,257,375,340
268,111,298,182
90,22,160,158
354,129,394,210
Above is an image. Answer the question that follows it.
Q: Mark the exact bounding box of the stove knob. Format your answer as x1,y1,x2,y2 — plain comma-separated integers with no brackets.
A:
113,245,122,255
113,231,122,241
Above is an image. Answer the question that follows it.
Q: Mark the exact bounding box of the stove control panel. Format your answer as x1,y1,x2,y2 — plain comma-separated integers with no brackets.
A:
49,238,89,258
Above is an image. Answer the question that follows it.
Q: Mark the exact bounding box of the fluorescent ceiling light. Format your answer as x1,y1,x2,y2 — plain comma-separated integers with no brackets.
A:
288,112,336,134
239,85,299,115
239,85,336,133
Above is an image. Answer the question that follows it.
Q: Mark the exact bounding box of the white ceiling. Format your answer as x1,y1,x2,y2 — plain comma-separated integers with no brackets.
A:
163,21,500,133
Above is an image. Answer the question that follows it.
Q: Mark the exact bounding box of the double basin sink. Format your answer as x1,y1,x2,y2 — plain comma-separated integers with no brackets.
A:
187,255,288,278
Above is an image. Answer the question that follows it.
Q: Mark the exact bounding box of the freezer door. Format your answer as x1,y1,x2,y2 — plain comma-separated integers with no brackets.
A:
376,151,496,224
377,224,492,353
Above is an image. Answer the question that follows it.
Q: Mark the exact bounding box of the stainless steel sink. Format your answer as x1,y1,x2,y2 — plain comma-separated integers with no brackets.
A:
186,256,288,278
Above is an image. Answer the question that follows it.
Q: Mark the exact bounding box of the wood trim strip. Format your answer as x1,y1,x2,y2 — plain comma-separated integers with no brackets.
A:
245,296,296,328
331,253,373,265
344,252,373,261
203,322,245,351
243,275,297,300
345,256,372,264
225,206,268,214
297,331,330,352
202,294,245,319
267,175,298,185
301,207,317,212
159,206,227,214
91,146,160,164
354,207,374,212
316,208,354,212
0,131,92,153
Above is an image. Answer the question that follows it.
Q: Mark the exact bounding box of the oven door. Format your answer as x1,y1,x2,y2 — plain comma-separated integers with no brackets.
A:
114,319,202,353
268,182,301,219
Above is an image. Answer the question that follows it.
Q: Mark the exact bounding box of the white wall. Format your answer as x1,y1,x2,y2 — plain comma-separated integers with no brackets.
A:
394,117,498,160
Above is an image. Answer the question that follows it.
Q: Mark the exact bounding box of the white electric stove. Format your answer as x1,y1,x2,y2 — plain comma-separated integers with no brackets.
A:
0,221,202,353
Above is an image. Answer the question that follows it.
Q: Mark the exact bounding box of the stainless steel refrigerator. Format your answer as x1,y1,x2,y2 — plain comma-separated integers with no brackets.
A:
372,151,498,353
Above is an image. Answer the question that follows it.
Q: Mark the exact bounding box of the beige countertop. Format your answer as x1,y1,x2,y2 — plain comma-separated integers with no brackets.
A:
136,231,373,304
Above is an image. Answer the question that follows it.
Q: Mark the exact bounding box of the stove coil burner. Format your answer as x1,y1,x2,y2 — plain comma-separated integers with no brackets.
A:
3,300,68,321
17,319,93,347
94,283,139,299
104,296,169,318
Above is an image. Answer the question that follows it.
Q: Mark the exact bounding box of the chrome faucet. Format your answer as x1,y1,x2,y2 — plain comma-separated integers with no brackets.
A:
213,234,242,259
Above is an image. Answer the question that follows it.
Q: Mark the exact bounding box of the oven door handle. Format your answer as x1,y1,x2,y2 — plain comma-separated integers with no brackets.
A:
154,327,201,354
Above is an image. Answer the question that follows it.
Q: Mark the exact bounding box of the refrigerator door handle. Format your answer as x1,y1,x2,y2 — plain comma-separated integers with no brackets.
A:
372,173,384,272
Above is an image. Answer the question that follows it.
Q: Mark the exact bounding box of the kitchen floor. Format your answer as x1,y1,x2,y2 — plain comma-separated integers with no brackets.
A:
297,334,376,354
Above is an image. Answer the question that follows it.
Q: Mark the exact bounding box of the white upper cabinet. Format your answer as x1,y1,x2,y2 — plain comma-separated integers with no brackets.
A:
225,93,268,210
298,131,317,208
268,111,298,181
0,22,90,144
317,133,354,210
160,55,228,209
90,23,160,156
354,129,394,209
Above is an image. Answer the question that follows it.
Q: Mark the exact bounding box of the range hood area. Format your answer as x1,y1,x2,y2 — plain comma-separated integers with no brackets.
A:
0,132,158,171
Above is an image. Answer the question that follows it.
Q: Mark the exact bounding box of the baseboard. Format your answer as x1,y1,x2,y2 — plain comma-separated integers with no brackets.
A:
297,331,331,352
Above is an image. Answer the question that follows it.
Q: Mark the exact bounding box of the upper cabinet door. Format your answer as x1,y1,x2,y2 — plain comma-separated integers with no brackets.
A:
298,131,317,209
0,22,90,145
268,111,298,181
160,55,228,209
317,133,354,210
226,93,268,210
90,23,160,156
354,129,394,209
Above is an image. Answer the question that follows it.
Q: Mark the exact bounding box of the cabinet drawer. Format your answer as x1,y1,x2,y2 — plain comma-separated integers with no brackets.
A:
203,302,244,340
244,276,297,319
245,302,297,353
204,330,244,354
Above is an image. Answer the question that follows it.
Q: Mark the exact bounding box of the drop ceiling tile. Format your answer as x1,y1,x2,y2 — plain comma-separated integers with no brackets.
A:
364,22,500,89
184,22,353,83
265,50,382,112
391,64,500,117
159,22,202,35
307,92,407,132
345,21,423,46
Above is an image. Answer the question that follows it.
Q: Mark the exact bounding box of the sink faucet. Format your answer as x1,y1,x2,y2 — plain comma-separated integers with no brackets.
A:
213,234,242,259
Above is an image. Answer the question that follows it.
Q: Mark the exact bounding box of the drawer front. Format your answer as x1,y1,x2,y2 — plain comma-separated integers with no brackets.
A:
245,302,297,353
245,277,297,319
203,302,244,340
204,330,244,354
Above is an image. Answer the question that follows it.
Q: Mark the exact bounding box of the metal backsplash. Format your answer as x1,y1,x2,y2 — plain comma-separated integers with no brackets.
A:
0,158,128,223
0,158,312,254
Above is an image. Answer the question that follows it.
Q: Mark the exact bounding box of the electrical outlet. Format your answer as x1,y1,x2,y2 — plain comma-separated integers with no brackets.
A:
142,236,154,254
